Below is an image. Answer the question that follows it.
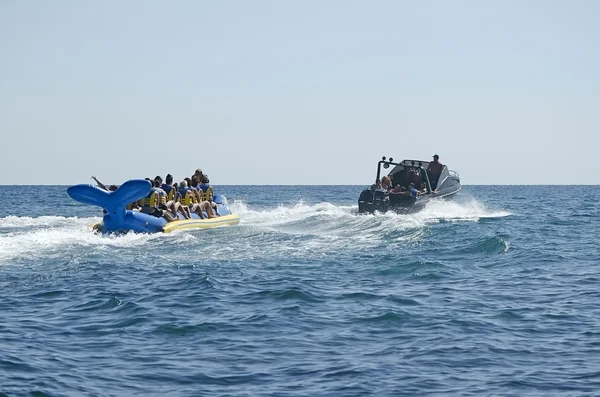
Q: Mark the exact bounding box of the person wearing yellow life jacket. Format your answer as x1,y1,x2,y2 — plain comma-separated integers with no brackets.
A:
178,180,204,216
155,175,190,219
182,179,215,219
189,177,204,203
160,174,177,202
153,177,176,217
169,184,191,219
192,168,218,213
192,177,217,218
140,178,176,222
199,175,220,217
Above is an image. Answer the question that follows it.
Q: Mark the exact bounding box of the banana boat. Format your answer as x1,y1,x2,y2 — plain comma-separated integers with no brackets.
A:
67,179,239,233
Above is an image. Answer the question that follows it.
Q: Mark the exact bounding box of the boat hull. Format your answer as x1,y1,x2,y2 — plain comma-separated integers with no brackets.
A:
358,184,461,214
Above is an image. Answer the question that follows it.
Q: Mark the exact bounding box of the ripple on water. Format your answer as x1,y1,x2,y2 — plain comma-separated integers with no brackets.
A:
2,186,600,396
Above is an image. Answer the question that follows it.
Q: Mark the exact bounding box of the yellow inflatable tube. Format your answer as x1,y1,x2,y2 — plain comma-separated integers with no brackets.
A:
161,214,240,233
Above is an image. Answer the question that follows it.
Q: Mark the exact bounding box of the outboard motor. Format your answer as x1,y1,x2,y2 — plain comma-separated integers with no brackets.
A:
358,189,374,213
372,189,388,213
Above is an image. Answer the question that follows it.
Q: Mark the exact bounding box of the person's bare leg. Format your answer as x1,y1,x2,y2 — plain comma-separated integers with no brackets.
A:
162,210,176,222
201,201,215,218
176,203,190,219
166,201,179,219
191,203,205,219
174,203,184,219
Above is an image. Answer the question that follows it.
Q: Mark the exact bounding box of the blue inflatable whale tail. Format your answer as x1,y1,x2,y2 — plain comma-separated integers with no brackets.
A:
67,179,152,223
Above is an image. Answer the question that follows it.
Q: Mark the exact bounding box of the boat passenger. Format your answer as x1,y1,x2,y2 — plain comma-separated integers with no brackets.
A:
370,178,381,192
407,168,422,187
407,183,419,198
140,182,176,222
126,200,140,211
160,174,177,202
193,178,216,219
198,175,220,216
189,177,203,205
390,183,404,194
92,176,142,208
151,179,179,219
193,177,217,218
193,168,204,182
381,176,392,191
169,184,191,219
179,180,213,219
158,177,190,220
199,174,211,197
419,182,427,194
178,180,196,210
91,176,118,192
427,154,443,189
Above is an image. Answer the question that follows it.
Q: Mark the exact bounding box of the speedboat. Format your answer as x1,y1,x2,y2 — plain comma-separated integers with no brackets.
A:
67,179,240,233
358,157,461,214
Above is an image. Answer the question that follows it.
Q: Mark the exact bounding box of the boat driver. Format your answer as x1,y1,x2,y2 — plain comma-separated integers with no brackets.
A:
427,154,444,189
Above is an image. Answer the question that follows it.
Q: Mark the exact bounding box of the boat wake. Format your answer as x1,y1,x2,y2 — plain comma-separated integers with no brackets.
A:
229,197,510,230
0,198,510,265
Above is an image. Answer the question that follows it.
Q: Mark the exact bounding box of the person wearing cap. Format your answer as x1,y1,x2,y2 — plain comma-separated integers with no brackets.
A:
427,154,444,189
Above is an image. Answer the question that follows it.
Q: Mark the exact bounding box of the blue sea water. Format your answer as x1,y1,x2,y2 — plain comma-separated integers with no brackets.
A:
1,185,599,396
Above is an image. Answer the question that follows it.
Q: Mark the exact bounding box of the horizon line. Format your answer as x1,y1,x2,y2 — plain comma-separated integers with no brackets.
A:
1,183,599,187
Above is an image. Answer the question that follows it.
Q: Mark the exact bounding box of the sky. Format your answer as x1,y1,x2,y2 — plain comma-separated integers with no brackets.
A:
1,0,599,185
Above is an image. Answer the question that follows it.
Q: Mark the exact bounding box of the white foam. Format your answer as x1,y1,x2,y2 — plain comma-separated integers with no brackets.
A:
414,197,512,223
0,198,511,264
0,216,162,264
231,197,509,234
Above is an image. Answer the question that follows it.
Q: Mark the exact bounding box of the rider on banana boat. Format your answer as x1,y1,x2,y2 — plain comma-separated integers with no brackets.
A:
199,174,220,216
140,179,176,222
160,174,177,202
170,184,192,219
190,177,216,219
193,168,220,214
155,175,190,219
91,176,118,192
151,178,181,220
178,180,214,219
91,176,128,214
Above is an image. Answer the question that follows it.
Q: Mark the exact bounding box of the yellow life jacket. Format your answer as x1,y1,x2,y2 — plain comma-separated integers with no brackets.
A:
140,191,158,208
157,189,167,205
163,185,175,201
203,186,213,202
179,188,194,206
190,188,199,204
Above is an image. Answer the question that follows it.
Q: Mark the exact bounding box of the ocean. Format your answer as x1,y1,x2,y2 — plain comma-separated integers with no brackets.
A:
1,185,599,396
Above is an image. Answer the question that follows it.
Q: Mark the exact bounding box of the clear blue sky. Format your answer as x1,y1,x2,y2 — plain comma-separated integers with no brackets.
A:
1,1,598,184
